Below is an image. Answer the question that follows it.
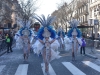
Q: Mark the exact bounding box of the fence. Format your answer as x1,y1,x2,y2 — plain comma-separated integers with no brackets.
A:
85,38,100,53
0,39,7,53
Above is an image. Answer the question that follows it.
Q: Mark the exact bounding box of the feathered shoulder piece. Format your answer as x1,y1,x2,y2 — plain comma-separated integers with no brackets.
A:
16,18,34,37
57,26,65,37
67,19,81,38
33,14,56,40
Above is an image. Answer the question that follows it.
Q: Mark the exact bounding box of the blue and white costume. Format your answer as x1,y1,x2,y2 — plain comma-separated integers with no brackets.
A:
67,19,82,60
15,20,35,50
32,15,60,59
32,15,60,74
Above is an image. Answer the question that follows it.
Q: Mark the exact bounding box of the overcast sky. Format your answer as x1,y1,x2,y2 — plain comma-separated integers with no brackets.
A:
35,0,71,16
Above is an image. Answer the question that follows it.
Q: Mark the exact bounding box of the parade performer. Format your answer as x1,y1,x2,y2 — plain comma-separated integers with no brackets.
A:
15,20,35,60
57,26,65,51
67,19,82,61
33,15,60,75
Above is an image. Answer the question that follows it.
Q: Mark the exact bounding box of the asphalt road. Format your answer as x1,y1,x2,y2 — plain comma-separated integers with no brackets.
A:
0,47,100,75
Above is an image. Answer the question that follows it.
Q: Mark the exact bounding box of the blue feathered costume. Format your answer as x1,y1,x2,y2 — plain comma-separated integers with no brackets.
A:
67,19,82,61
67,19,82,38
32,14,61,74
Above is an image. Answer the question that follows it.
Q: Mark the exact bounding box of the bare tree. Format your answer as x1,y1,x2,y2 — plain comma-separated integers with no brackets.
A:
52,2,68,32
52,0,78,32
18,0,38,26
0,0,12,26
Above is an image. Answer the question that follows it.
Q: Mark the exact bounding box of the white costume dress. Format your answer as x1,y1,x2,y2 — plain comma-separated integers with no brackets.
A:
32,37,60,61
64,36,72,52
22,37,29,54
16,37,23,50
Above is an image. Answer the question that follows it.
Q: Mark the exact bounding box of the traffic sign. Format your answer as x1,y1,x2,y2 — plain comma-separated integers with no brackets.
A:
94,19,99,25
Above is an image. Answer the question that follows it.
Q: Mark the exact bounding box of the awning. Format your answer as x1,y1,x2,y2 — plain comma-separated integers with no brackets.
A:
68,25,94,28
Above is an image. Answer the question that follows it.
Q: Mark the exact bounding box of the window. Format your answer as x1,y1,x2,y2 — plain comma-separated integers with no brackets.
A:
83,16,84,22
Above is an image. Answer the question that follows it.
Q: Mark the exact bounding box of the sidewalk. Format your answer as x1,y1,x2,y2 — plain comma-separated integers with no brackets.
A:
85,47,100,59
0,43,16,56
0,50,7,56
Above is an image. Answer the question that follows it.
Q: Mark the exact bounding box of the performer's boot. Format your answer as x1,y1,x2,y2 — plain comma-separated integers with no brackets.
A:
45,62,50,75
23,54,26,60
26,53,29,59
72,52,75,61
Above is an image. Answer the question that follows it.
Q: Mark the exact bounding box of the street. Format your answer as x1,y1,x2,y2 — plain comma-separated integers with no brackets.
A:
0,47,100,75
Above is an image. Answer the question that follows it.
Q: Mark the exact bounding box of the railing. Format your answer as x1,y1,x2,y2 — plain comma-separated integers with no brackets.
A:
85,38,100,53
0,39,7,53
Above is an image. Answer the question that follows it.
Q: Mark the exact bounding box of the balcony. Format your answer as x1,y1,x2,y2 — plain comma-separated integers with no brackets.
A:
90,0,100,8
67,9,72,14
74,13,79,18
82,10,89,15
81,21,88,26
77,1,88,9
77,1,83,8
4,4,12,13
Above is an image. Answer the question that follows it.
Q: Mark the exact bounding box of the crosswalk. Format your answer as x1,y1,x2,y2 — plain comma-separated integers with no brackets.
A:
82,61,100,72
15,64,29,75
62,62,86,75
0,65,6,73
0,61,100,75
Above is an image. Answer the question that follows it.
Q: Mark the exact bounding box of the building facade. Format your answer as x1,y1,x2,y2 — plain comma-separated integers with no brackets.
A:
52,0,100,36
0,0,21,28
89,0,100,34
0,0,22,35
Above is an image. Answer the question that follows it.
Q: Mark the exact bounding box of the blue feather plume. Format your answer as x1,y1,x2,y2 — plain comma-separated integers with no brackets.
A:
33,14,56,27
67,28,82,38
34,14,56,40
37,26,56,40
58,31,65,37
67,19,81,38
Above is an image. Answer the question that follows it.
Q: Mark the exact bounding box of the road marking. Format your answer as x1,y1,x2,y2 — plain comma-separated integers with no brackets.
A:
62,62,86,75
0,65,6,73
41,63,56,75
15,64,28,75
82,61,100,72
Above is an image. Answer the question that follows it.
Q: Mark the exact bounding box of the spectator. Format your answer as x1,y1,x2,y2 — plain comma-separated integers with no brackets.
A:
80,35,86,55
6,34,13,53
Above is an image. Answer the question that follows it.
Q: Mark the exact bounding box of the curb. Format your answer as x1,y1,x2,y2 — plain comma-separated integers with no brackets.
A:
0,51,7,56
85,53,98,59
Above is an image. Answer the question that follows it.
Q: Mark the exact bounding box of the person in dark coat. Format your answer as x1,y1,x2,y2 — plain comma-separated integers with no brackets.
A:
6,34,13,53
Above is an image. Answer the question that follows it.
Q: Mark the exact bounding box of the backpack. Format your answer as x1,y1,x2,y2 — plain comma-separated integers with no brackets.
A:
6,38,10,43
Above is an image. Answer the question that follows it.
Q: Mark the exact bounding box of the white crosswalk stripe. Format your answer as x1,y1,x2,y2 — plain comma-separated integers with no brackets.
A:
62,62,86,75
0,65,6,73
82,61,100,72
41,63,56,75
0,61,100,75
14,64,29,75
